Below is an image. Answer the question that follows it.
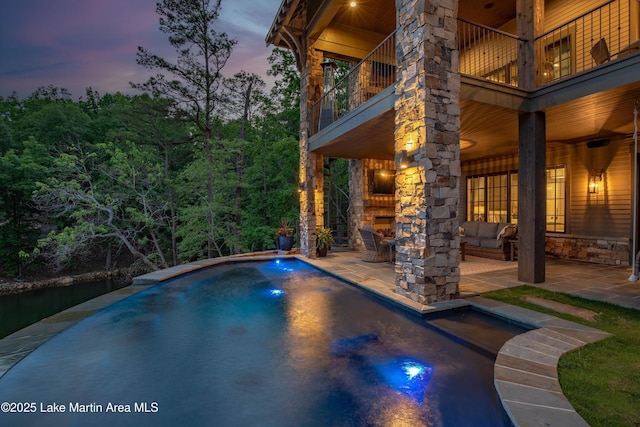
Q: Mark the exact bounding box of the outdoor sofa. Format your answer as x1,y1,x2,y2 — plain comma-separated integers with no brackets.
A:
460,221,517,261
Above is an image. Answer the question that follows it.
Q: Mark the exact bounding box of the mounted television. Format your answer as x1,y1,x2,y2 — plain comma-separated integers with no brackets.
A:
372,169,395,195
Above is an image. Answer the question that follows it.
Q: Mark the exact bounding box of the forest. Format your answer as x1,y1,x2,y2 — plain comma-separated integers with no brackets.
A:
0,0,304,280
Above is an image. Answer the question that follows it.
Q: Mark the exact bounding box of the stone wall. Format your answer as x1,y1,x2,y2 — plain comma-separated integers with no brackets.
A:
298,46,325,257
349,158,395,250
394,0,461,304
349,159,365,249
546,236,630,265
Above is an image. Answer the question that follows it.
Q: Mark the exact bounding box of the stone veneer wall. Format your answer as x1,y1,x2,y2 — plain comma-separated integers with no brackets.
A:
350,159,395,250
546,236,630,265
298,45,324,257
395,0,461,304
349,159,365,249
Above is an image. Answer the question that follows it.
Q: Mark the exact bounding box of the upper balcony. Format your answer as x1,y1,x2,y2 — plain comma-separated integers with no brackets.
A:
310,0,640,159
309,0,640,160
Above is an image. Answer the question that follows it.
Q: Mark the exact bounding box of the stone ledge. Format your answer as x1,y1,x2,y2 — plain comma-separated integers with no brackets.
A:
466,296,612,427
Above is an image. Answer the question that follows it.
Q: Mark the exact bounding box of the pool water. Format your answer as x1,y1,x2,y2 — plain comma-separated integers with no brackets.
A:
0,259,522,426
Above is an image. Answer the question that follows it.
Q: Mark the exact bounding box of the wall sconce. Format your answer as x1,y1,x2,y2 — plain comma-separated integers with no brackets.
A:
588,169,603,194
405,136,415,151
297,182,305,193
398,150,414,169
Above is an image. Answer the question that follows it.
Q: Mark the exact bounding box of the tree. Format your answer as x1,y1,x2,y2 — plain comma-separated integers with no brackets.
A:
106,94,192,265
266,48,300,115
221,72,268,252
132,0,236,258
33,141,170,272
0,137,52,276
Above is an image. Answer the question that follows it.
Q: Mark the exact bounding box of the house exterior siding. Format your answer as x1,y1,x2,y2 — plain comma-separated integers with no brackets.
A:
461,137,634,264
267,0,640,299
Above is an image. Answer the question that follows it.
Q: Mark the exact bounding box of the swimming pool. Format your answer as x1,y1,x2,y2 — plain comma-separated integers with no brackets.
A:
0,259,522,426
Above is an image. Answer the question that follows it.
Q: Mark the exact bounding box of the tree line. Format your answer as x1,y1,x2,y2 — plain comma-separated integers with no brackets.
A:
0,0,300,278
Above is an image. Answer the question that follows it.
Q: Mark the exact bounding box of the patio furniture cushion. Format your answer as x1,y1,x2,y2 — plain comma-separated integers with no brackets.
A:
462,236,481,246
480,238,502,249
497,224,517,241
461,221,479,237
477,222,498,238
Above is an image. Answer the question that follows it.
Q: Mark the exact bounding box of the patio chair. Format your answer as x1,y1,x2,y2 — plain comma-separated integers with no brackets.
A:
591,38,610,65
359,226,392,263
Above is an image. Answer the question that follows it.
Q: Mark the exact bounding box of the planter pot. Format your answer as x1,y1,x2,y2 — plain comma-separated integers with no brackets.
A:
277,235,294,251
317,245,328,257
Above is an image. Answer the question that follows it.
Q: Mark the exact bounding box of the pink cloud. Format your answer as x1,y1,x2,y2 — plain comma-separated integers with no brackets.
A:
0,0,279,99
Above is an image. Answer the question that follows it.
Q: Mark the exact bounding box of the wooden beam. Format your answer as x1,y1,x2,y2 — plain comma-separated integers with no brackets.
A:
517,0,544,89
314,23,389,60
518,111,546,283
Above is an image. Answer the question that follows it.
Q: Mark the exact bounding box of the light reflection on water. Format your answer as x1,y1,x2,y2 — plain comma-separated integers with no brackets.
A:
0,259,517,427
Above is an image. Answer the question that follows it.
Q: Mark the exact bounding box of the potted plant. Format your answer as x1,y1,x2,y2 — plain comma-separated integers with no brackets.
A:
316,227,335,257
276,218,295,251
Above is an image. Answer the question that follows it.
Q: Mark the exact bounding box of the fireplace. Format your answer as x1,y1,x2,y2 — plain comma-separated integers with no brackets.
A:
374,216,395,237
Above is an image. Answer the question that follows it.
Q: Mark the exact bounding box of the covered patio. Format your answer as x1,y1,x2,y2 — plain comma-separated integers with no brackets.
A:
304,250,640,312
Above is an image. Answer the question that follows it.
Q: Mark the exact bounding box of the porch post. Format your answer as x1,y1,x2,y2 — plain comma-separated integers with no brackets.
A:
518,111,546,283
517,0,544,89
348,159,365,250
299,46,324,257
517,0,546,282
394,0,461,303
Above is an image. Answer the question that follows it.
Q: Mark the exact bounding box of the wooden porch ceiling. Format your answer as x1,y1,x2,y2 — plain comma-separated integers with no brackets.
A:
312,80,640,162
308,0,517,62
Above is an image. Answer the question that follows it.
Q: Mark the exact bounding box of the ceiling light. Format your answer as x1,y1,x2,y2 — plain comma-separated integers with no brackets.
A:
350,1,357,7
460,139,474,150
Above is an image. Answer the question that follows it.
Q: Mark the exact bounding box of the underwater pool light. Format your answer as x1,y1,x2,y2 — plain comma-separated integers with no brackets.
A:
270,259,294,272
268,288,285,297
403,363,424,380
375,357,433,402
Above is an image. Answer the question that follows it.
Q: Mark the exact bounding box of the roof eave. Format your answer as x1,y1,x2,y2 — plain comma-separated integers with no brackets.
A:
265,0,301,46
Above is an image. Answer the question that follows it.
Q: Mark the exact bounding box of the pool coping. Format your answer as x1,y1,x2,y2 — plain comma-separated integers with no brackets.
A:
1,254,612,427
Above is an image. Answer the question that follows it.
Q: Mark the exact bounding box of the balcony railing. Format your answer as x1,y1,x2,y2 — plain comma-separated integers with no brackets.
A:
457,18,522,87
535,0,635,86
310,32,396,136
309,0,638,137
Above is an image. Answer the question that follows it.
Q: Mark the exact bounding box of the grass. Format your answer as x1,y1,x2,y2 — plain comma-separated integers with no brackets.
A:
482,286,640,427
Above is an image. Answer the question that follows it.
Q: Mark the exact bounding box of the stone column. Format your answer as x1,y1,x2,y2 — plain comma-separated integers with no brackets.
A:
299,46,324,257
394,0,461,303
349,159,365,249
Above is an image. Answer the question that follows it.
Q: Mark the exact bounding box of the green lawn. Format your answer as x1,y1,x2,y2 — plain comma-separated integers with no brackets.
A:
482,286,640,427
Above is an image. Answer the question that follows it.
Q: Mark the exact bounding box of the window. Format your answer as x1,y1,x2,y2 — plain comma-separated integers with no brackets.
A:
487,174,508,222
543,35,573,83
484,61,518,87
466,166,566,232
510,173,518,224
546,166,566,232
466,176,486,221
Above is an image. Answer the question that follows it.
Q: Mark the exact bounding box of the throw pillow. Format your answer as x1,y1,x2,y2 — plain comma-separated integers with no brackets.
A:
497,224,517,241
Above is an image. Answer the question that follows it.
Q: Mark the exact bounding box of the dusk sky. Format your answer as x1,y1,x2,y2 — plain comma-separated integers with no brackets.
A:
0,0,281,99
